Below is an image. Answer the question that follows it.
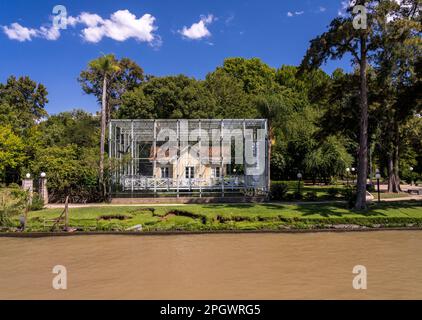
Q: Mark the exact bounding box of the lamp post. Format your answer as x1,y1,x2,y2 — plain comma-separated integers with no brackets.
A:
40,172,48,204
375,169,381,203
351,167,356,184
297,173,303,195
410,167,414,186
346,168,350,186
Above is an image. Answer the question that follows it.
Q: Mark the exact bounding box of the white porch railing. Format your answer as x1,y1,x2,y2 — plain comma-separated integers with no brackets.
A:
121,175,245,191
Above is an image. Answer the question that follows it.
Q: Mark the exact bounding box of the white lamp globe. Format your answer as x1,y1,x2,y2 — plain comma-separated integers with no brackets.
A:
375,173,381,180
297,173,303,179
351,167,356,172
25,173,31,179
410,167,414,171
346,168,350,173
40,172,46,178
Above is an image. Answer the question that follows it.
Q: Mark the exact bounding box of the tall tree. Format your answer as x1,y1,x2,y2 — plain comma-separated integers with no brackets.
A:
121,75,217,119
372,0,421,192
219,57,278,95
0,125,26,181
0,76,48,133
80,55,120,192
79,56,144,122
300,0,397,209
205,69,256,118
254,95,280,191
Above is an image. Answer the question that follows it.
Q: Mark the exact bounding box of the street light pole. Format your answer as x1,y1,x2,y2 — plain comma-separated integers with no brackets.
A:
297,173,302,195
346,168,350,187
375,169,381,204
410,167,414,186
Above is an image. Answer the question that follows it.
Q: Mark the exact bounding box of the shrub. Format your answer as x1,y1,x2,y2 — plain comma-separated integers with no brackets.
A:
0,188,28,227
327,188,339,198
305,191,318,201
270,183,289,201
30,193,44,211
293,191,303,200
366,183,375,192
341,187,357,208
30,145,102,203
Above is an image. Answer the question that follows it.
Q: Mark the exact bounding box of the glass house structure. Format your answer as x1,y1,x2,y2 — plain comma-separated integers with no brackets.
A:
109,119,269,198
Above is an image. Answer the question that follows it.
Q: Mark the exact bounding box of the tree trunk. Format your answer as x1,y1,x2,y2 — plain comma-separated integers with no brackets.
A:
355,36,369,210
387,153,396,192
387,124,402,193
99,75,107,197
393,125,402,192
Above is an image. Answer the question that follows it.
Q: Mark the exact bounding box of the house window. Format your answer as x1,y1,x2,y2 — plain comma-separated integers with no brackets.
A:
185,166,195,179
161,167,170,178
211,167,221,178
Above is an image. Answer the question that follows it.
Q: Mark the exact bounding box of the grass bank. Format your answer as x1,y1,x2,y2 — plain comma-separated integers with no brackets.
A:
7,201,422,232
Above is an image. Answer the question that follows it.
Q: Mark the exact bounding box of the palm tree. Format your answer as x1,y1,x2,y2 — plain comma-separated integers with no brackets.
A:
256,95,281,194
87,55,120,195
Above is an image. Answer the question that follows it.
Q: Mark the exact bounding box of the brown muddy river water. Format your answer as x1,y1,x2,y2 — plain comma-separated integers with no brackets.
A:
0,231,421,299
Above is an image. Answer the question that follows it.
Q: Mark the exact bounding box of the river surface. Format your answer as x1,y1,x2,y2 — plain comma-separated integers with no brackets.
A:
0,231,421,299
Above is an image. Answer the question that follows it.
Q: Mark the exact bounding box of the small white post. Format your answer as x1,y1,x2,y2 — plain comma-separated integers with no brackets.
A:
40,172,48,204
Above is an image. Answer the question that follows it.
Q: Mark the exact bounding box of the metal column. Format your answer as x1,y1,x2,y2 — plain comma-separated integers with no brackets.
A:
221,119,224,197
153,120,157,195
199,120,202,198
131,120,134,193
176,120,180,198
243,119,247,197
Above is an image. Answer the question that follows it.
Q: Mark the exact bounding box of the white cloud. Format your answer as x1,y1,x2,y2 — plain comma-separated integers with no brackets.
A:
70,10,158,44
319,6,327,12
39,25,60,40
179,14,215,40
287,11,304,17
77,12,104,27
2,22,60,41
2,23,37,41
2,9,159,46
225,14,235,25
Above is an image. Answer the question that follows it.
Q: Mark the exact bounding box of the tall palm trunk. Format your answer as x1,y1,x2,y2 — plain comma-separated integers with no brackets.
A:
99,75,107,196
355,35,369,210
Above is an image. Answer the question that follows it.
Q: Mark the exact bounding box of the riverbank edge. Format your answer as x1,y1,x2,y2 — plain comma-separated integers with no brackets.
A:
1,227,421,238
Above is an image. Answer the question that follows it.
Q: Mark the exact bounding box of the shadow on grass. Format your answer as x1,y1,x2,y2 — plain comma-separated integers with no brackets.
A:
292,203,386,217
295,200,421,218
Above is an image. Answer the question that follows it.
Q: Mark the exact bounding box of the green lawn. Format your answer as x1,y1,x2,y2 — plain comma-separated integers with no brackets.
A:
17,200,422,232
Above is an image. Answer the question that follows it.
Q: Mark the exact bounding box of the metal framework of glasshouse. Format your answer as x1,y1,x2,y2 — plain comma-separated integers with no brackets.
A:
109,119,269,198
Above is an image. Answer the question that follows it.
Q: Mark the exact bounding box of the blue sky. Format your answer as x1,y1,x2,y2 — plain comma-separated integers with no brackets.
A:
0,0,352,115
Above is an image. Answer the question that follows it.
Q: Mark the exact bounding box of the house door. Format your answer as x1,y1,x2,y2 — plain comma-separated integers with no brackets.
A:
185,166,195,188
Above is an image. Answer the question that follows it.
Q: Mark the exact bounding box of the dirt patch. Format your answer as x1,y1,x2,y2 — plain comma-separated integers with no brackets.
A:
98,214,130,221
